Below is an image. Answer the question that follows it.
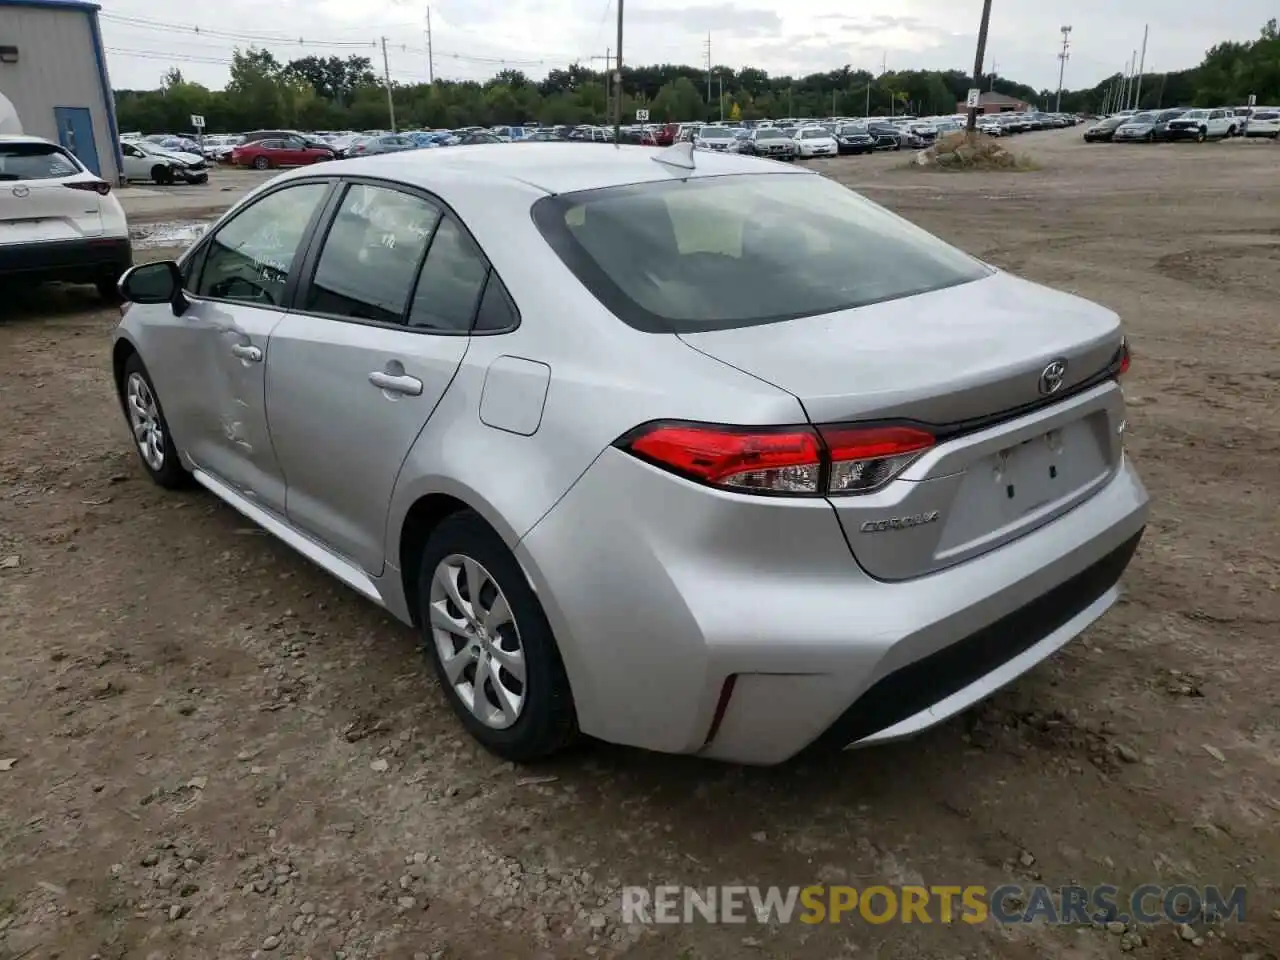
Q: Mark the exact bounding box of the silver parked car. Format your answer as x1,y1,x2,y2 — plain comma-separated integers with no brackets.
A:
111,144,1148,765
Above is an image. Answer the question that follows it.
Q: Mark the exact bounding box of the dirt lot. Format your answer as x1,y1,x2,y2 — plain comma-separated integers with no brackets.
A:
2,133,1278,960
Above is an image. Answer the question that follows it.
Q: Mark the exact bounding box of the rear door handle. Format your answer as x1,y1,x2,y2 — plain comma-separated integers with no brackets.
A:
369,371,423,396
230,343,262,362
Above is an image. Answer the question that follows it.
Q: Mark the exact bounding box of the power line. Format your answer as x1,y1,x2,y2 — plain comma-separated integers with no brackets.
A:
100,12,553,65
100,12,412,47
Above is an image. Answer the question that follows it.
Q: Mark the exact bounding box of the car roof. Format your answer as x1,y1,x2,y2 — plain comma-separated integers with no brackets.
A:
316,142,812,195
0,134,58,146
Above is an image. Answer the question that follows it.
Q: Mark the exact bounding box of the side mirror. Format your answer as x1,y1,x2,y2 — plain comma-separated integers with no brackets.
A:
119,260,186,314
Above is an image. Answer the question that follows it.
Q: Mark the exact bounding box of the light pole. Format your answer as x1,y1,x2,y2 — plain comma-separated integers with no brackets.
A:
1055,25,1071,113
613,0,623,143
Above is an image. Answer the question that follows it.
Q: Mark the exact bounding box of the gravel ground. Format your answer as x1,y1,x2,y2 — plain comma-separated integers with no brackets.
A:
1,130,1278,960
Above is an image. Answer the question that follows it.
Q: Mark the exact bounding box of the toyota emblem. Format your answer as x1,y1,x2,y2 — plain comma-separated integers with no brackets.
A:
1038,359,1068,396
12,185,30,199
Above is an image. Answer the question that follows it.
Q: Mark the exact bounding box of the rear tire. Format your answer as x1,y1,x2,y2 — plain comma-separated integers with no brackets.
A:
96,274,123,302
416,511,578,762
252,155,270,170
120,354,191,489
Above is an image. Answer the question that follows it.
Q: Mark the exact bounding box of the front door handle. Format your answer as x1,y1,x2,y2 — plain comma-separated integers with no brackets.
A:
230,343,262,362
369,371,423,396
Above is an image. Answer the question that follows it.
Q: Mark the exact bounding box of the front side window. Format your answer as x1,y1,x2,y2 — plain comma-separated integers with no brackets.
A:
303,183,441,324
194,182,328,305
533,172,990,333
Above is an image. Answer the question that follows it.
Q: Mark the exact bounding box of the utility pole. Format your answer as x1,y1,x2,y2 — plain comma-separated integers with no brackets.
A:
989,60,997,91
704,34,712,119
1156,71,1166,108
425,7,434,83
719,76,724,121
1127,49,1137,108
1055,25,1071,113
1133,24,1148,109
380,37,396,132
613,0,623,143
966,0,994,134
1119,57,1130,111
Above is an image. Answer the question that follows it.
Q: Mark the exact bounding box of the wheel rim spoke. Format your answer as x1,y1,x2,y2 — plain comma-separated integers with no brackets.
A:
469,654,493,721
490,672,522,725
461,558,485,619
435,562,471,621
482,591,511,633
489,642,524,683
429,599,470,639
437,641,473,685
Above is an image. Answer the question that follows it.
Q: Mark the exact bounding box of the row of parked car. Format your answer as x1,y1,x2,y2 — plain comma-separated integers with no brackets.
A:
117,107,1090,184
672,111,1077,160
1083,106,1280,143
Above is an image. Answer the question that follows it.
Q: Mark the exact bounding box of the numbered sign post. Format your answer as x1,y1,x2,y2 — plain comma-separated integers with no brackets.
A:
636,109,650,122
966,88,981,110
191,114,206,155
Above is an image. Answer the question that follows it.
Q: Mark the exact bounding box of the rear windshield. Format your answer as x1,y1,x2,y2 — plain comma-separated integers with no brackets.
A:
0,143,82,180
531,172,990,333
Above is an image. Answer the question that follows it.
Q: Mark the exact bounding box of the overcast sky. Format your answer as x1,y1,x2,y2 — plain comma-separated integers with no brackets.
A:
98,0,1275,92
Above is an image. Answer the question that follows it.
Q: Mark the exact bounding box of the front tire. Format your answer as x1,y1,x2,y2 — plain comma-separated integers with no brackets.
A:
120,354,190,489
151,165,172,185
252,155,270,170
417,511,577,762
1196,128,1207,143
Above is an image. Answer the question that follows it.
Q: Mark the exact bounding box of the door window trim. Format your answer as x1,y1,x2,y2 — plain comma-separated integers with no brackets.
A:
178,177,339,307
286,174,521,336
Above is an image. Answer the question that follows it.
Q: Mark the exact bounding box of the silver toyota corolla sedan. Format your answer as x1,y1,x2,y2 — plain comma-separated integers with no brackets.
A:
111,143,1148,765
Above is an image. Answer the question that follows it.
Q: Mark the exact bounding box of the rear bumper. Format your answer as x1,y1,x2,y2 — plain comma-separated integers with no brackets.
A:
518,444,1148,765
0,236,132,283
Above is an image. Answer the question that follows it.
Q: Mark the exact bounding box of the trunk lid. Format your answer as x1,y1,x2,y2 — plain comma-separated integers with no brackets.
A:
680,271,1127,580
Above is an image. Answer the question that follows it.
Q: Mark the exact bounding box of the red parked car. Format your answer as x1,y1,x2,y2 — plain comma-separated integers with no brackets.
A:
231,137,335,170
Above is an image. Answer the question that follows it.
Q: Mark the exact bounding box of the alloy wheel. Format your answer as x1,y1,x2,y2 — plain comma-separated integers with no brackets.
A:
125,372,165,471
428,553,526,730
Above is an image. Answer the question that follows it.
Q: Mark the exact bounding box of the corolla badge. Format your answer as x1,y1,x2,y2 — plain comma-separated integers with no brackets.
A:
1038,359,1068,396
860,510,940,533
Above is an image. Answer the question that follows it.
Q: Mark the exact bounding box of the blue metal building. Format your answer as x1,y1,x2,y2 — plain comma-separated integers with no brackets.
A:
0,0,121,181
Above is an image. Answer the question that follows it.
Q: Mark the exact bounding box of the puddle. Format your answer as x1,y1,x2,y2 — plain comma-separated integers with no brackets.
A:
130,220,211,249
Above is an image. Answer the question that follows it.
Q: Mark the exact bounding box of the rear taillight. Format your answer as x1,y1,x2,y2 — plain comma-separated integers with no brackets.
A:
617,421,934,497
818,425,936,494
1118,337,1131,376
65,180,111,195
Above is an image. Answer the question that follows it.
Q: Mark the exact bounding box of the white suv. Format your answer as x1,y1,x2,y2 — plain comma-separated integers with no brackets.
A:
0,135,131,299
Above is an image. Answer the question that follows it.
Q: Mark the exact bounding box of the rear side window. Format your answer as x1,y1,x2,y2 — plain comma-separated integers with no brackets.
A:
1254,111,1280,120
0,143,82,180
532,172,990,333
304,184,441,324
408,218,489,332
472,274,518,332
